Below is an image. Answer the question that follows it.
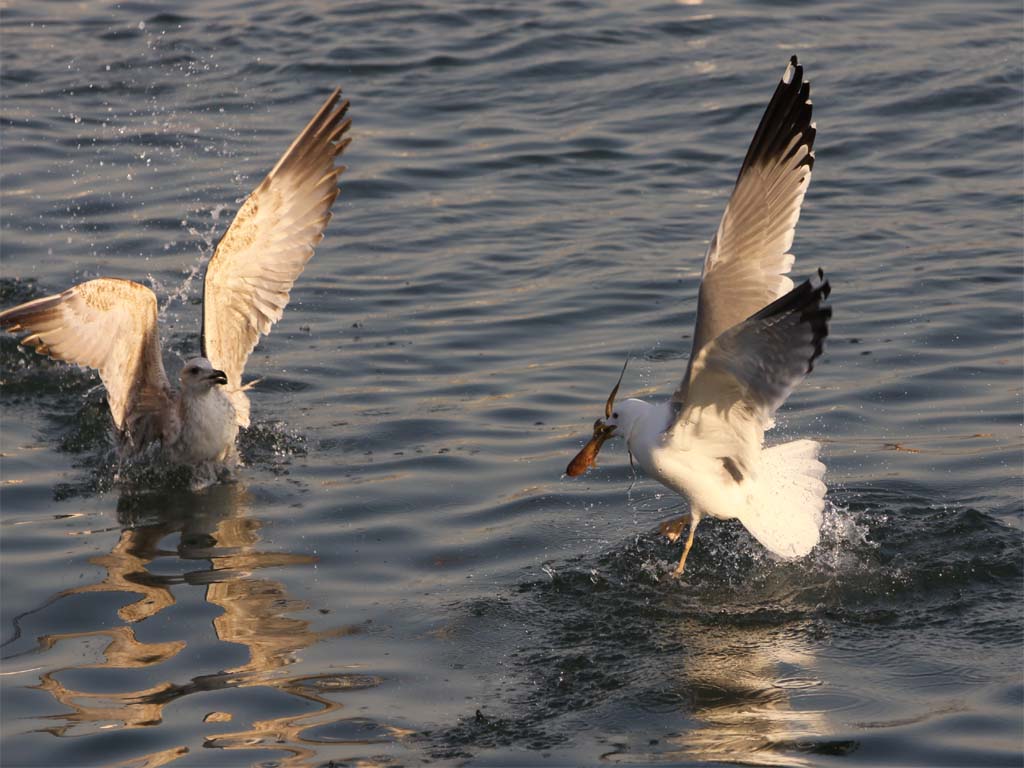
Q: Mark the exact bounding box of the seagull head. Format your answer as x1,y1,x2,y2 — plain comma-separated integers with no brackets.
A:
180,357,228,391
565,358,629,477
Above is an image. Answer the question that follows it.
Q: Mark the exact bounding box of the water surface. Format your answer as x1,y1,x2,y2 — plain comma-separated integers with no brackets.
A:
1,1,1021,766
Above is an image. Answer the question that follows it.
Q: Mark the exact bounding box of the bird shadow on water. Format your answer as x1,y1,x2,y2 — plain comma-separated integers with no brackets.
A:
0,482,403,767
428,488,1022,764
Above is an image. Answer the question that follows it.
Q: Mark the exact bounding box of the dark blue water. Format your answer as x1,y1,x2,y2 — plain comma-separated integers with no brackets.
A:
1,1,1021,766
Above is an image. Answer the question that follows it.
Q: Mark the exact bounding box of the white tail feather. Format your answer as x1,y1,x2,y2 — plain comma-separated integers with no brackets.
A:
737,439,826,559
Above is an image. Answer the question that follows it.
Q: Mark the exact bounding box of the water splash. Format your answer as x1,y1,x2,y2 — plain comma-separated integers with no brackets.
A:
157,202,233,315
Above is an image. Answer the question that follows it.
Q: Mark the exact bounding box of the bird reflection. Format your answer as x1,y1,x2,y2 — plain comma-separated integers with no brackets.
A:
17,482,387,766
613,610,858,766
673,623,842,766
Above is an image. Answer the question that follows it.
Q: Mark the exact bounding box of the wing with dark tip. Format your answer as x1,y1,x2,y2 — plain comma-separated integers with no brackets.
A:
0,278,173,441
201,88,351,427
669,273,831,471
674,56,816,403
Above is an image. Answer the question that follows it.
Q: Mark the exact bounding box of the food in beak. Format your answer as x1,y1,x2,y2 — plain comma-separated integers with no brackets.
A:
566,421,615,477
566,358,628,477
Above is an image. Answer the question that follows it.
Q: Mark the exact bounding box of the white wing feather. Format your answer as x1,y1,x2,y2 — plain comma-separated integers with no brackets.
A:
672,275,831,474
675,56,815,404
202,90,351,427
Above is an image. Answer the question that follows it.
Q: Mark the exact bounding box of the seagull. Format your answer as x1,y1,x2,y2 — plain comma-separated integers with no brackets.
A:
566,56,831,576
1,89,351,481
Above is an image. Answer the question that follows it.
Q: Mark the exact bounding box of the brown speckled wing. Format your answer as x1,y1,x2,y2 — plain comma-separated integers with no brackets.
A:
0,278,173,443
201,89,351,426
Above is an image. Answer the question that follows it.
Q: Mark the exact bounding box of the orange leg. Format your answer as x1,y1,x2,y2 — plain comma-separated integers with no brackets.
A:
673,510,702,577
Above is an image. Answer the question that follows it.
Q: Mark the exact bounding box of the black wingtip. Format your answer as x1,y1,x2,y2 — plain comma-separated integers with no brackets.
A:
803,271,831,373
749,270,832,375
737,56,815,181
751,272,829,321
814,268,832,300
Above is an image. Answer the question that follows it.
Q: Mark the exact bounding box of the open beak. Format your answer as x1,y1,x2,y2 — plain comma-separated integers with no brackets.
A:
206,369,228,386
566,419,616,476
565,357,629,477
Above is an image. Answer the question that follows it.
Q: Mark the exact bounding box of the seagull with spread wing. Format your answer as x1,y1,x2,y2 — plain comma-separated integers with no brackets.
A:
1,89,351,480
566,57,831,575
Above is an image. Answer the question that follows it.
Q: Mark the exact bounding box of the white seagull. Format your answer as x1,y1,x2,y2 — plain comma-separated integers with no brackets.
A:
566,56,831,575
1,89,351,481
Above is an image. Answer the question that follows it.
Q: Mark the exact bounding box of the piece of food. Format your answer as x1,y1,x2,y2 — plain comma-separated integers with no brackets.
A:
566,423,613,477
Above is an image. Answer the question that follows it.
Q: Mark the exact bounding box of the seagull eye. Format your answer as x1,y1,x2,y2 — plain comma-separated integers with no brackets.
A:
613,412,619,419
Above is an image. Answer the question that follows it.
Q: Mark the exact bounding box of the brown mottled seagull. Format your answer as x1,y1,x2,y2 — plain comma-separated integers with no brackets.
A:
1,90,351,480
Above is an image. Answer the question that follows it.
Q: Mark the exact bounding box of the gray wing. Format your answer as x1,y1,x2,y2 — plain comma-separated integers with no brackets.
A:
670,273,831,472
673,56,815,404
201,89,351,427
0,278,175,447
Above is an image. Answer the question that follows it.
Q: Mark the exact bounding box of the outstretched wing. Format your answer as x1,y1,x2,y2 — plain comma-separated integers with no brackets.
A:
674,56,815,403
0,278,173,443
202,89,351,426
670,273,831,473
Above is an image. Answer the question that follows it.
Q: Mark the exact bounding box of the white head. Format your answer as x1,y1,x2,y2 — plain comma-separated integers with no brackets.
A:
180,356,228,392
599,397,647,445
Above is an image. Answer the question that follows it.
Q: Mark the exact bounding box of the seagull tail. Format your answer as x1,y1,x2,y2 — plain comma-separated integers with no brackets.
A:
737,439,826,559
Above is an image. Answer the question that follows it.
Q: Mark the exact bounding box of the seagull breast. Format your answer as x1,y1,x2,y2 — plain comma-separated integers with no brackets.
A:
172,386,239,465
